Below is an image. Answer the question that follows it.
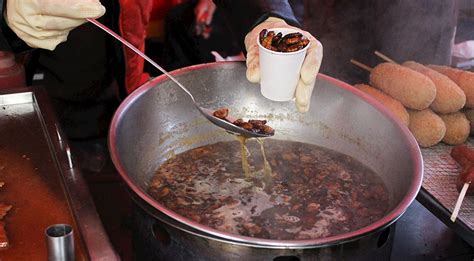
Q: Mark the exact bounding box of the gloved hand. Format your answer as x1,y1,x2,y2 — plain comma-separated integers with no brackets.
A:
5,0,106,51
245,17,323,112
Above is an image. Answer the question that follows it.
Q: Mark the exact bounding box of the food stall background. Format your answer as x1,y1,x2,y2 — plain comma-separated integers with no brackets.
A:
112,0,474,259
0,0,473,260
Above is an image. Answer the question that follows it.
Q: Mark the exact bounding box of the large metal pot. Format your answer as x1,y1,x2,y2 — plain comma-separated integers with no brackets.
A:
109,62,423,260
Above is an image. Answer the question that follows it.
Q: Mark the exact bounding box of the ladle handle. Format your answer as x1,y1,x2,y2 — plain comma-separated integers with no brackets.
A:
86,18,195,102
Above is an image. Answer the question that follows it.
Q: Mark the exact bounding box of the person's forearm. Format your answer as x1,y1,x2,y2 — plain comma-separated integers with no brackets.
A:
214,0,300,48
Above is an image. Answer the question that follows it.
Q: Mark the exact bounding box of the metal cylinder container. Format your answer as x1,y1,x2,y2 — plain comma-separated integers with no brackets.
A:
45,224,74,261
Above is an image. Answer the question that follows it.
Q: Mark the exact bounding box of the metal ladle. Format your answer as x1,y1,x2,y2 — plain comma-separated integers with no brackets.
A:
87,18,273,138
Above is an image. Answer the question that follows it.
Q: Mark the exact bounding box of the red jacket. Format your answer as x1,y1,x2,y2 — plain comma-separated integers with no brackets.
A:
120,0,184,94
120,0,153,94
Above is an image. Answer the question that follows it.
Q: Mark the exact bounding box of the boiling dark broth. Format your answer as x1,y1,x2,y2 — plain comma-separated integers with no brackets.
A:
148,139,389,240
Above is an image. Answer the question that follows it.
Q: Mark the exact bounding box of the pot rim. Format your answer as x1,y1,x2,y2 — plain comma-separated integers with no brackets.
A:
109,61,423,247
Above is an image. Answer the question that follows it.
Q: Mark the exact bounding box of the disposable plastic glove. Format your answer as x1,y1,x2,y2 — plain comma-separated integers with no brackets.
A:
245,17,323,112
5,0,106,51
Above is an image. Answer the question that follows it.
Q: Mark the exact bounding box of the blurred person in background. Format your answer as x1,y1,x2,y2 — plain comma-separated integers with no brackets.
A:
161,0,305,70
0,0,322,173
161,0,244,70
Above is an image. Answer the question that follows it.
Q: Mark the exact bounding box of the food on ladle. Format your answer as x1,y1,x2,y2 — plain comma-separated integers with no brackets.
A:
213,108,275,135
402,61,466,114
355,84,410,126
149,140,389,240
234,119,275,135
259,29,309,52
438,112,470,145
428,65,474,108
408,109,446,147
369,63,436,110
213,108,229,119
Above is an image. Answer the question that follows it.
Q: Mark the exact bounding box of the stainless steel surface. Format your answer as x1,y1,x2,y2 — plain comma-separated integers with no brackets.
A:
391,199,474,260
0,87,119,260
46,224,75,261
88,18,270,138
421,139,474,230
56,125,75,170
109,62,423,248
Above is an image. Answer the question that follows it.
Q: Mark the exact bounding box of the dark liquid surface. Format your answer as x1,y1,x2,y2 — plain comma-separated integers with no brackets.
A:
149,140,389,240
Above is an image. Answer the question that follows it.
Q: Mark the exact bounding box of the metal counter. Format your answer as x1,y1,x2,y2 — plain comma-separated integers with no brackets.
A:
0,87,118,260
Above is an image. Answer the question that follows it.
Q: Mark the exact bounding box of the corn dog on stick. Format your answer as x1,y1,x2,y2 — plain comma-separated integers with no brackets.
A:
428,65,474,108
373,52,464,113
351,59,437,110
464,108,474,135
370,63,436,110
355,84,410,126
439,112,470,145
403,61,466,114
408,109,446,147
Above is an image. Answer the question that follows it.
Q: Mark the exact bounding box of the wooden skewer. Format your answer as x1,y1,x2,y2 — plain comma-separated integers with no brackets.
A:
450,181,470,222
350,59,373,72
374,51,398,64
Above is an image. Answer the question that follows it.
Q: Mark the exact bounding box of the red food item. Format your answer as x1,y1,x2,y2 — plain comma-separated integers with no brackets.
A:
0,203,11,220
0,222,8,249
259,30,309,52
456,166,474,194
450,145,474,167
450,145,474,194
213,108,229,119
212,108,275,136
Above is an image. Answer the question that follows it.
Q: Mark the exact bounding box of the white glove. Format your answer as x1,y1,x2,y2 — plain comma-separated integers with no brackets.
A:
245,17,323,112
5,0,106,51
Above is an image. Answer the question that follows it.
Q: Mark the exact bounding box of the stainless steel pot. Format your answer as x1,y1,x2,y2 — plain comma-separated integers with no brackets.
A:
109,62,423,259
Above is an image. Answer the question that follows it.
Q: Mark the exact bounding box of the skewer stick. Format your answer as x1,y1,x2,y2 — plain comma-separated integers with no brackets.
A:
450,182,470,222
350,59,373,72
374,51,398,64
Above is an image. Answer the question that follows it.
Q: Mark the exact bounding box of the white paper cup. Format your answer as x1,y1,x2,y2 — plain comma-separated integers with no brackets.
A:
258,28,310,102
